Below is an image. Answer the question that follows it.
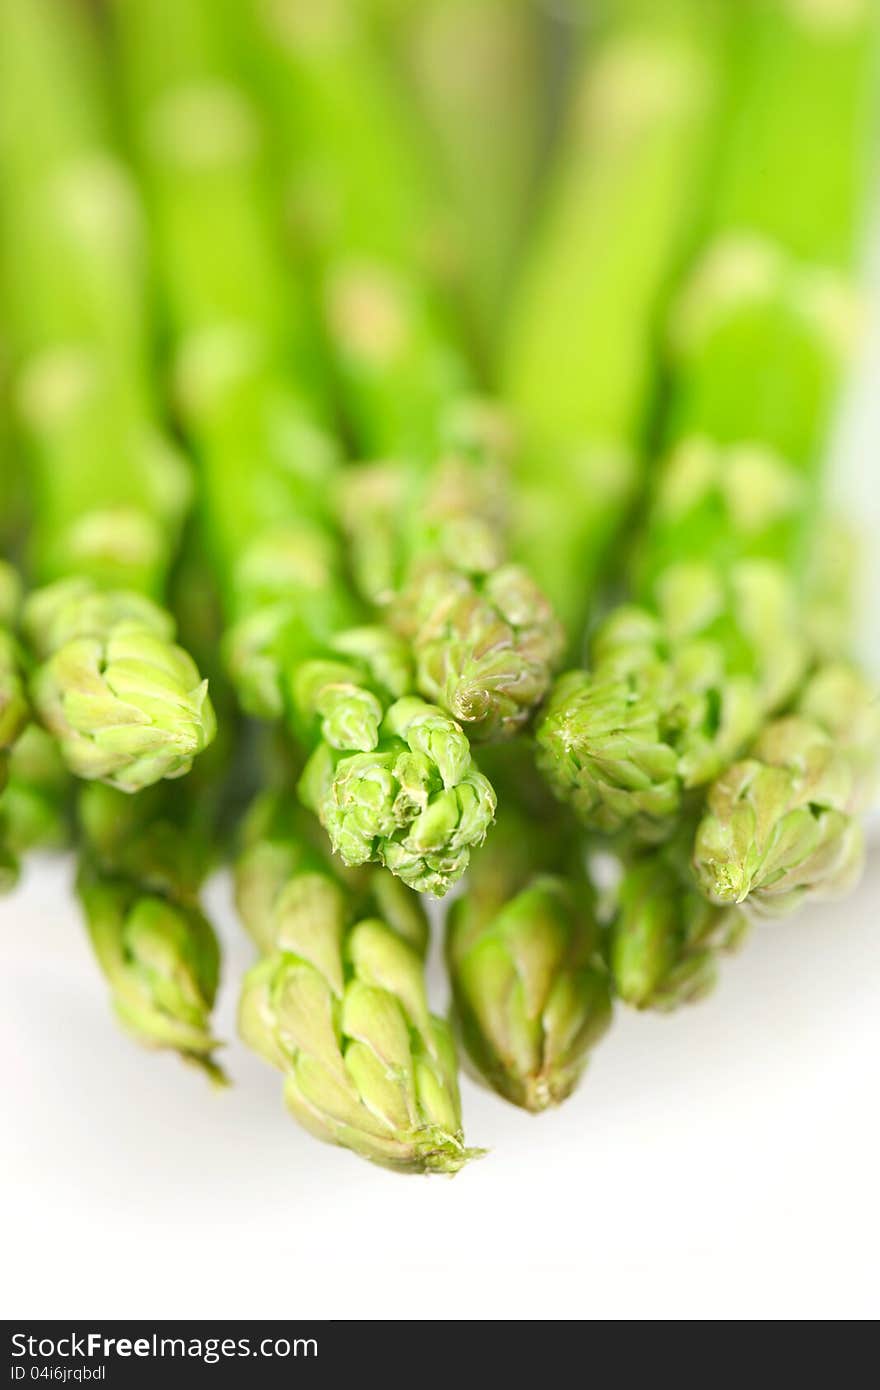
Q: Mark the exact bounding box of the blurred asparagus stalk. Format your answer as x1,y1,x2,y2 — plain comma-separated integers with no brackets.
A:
236,792,479,1172
537,0,880,840
503,0,729,642
115,0,495,896
397,0,548,369
0,561,31,887
235,0,566,743
0,723,72,894
0,563,29,797
0,0,215,792
227,0,458,458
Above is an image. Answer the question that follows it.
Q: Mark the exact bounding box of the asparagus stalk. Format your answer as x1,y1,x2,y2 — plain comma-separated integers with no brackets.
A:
399,0,548,369
236,792,479,1173
693,663,880,916
0,0,215,791
446,795,612,1111
225,0,458,459
236,0,566,741
537,0,880,838
115,0,494,895
503,0,729,641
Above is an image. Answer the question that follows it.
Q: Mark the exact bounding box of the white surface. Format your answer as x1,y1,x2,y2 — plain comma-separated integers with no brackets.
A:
1,853,879,1321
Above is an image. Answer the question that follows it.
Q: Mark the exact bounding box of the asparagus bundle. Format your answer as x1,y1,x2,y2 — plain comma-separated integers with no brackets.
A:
0,0,877,1176
237,0,566,743
0,0,215,792
536,0,879,841
237,793,478,1172
503,0,729,642
115,0,495,896
447,790,612,1111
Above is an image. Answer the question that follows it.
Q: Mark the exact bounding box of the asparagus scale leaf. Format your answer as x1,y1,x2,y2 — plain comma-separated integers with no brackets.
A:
24,579,215,792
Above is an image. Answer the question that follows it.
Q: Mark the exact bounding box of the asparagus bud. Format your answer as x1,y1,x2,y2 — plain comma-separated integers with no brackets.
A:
340,447,508,608
236,808,478,1173
693,664,880,915
24,578,215,792
289,628,413,753
535,589,782,839
448,874,612,1112
77,866,223,1080
299,697,496,896
396,562,565,741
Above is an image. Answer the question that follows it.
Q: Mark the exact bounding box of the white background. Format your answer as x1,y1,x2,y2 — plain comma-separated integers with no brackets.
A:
2,231,879,1326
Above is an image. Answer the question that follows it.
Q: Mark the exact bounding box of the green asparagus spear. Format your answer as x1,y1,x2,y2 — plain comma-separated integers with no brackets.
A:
693,663,880,916
236,792,479,1173
236,0,565,740
338,434,565,742
503,0,729,641
537,0,879,837
0,0,214,790
447,797,612,1111
115,0,494,895
67,528,238,1077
